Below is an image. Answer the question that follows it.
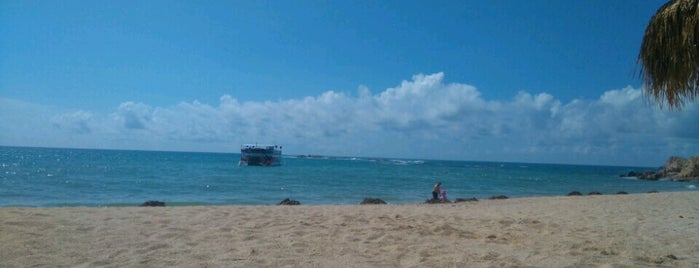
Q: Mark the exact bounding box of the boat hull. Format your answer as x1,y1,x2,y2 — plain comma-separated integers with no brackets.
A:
239,145,282,166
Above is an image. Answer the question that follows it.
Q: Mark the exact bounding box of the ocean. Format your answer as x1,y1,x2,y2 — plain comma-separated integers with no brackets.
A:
1,146,695,207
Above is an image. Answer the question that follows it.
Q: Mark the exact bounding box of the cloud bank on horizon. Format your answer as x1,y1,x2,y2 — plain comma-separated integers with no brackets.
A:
2,72,698,167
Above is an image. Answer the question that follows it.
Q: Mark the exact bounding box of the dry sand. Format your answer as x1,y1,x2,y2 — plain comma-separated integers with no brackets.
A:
1,192,697,267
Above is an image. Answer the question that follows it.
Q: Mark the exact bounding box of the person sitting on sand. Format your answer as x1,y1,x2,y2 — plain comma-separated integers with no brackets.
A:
440,189,447,201
432,182,442,200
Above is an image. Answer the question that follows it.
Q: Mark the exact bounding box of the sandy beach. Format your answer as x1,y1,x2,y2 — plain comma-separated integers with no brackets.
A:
1,192,697,267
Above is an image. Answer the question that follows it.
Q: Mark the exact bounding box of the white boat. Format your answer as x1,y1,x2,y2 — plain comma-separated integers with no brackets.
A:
239,144,282,166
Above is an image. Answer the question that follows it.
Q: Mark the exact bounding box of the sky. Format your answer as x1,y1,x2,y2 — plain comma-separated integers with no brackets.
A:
1,0,698,167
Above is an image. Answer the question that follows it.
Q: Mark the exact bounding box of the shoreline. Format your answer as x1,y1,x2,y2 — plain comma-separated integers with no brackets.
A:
2,191,697,267
4,188,697,208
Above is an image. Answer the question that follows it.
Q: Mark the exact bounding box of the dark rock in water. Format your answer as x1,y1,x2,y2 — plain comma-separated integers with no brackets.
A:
622,171,640,177
647,190,659,193
588,191,603,195
567,191,583,196
638,171,662,180
278,198,300,205
623,169,662,180
616,191,628,195
489,195,508,200
454,198,479,203
360,198,387,205
140,200,165,207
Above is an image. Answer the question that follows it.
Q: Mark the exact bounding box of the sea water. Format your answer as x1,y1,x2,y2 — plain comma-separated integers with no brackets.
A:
0,146,695,207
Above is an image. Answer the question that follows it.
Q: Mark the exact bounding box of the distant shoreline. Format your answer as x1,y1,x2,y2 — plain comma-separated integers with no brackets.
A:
2,190,696,208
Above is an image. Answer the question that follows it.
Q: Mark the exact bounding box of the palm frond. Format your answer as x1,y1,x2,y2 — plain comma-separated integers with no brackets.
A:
637,0,699,109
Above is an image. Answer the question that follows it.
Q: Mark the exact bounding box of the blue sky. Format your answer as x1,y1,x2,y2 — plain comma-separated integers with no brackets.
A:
1,0,698,166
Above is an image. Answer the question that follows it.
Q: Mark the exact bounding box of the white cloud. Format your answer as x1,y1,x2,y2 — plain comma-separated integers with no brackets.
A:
52,110,93,134
112,102,152,130
1,73,698,166
600,86,642,106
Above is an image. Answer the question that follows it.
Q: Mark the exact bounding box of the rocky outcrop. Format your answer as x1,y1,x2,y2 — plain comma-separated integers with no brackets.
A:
662,156,688,177
675,156,699,180
624,156,699,181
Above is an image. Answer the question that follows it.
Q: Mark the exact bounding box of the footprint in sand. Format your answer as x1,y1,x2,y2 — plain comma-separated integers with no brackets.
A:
483,251,500,260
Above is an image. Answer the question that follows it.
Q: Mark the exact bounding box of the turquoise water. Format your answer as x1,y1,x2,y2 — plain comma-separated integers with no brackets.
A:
1,146,695,207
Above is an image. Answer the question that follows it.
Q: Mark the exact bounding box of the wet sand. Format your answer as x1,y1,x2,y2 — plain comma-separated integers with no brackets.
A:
1,191,697,267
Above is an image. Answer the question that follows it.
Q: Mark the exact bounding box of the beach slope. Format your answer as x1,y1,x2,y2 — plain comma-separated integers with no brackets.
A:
1,192,697,267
